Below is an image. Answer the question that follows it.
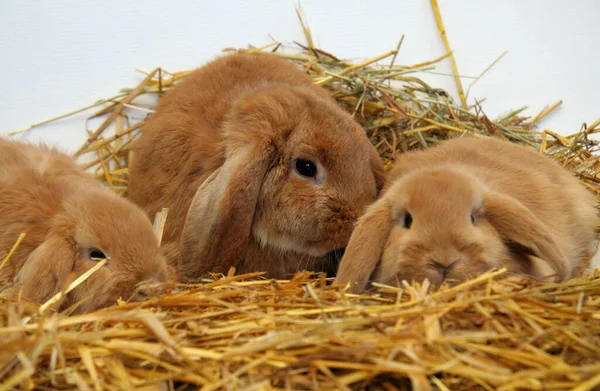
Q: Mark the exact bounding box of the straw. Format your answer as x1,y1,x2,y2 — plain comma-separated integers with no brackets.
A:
1,269,599,389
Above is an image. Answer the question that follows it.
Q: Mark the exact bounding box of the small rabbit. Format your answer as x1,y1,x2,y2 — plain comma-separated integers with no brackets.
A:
128,52,386,282
334,136,598,293
0,138,173,313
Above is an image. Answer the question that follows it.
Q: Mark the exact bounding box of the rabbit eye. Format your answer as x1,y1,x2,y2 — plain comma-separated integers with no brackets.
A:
88,249,107,260
403,213,413,229
294,159,317,178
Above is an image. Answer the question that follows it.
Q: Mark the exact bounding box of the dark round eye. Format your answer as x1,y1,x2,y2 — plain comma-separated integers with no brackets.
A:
89,249,106,260
403,213,413,229
471,214,476,225
295,159,317,178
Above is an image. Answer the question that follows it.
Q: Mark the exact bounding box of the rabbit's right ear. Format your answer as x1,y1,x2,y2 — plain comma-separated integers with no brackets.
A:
179,144,273,282
334,199,393,293
17,234,76,306
483,191,568,281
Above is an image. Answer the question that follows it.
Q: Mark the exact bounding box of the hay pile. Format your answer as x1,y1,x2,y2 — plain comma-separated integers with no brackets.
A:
2,4,600,390
2,270,600,390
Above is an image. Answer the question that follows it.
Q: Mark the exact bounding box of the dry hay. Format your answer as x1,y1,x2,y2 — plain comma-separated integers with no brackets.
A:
1,270,599,391
2,3,600,390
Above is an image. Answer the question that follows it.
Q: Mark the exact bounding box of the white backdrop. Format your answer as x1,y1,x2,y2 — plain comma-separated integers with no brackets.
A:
1,0,599,153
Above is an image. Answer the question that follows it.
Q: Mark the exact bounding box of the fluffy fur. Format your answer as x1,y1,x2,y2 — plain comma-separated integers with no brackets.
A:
0,138,172,313
334,136,598,293
128,52,386,282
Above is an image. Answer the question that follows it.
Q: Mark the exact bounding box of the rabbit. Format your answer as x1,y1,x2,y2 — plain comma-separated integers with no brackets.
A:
127,52,386,282
0,138,174,313
334,136,598,293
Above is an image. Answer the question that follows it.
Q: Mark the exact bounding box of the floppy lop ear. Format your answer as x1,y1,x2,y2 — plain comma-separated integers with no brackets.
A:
369,147,387,196
17,234,76,306
483,191,568,281
179,143,274,282
334,199,394,293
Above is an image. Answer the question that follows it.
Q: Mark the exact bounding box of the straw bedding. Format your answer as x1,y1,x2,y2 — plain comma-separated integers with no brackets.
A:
2,5,600,390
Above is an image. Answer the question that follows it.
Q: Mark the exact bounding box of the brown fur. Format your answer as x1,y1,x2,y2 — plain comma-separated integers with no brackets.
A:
0,138,172,313
128,53,386,282
334,136,598,293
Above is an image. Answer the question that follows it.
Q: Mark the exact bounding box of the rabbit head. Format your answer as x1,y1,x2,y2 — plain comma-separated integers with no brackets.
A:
17,185,172,313
334,164,568,293
179,84,386,281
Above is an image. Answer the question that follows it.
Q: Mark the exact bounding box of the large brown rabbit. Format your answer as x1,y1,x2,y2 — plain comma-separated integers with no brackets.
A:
128,52,386,282
334,136,598,293
0,138,172,313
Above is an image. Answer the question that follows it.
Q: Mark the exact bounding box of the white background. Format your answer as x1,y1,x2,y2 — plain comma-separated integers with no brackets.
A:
1,0,599,153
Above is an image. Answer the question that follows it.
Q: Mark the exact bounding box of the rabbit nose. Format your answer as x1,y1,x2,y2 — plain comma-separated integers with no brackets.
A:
134,283,167,301
430,259,458,279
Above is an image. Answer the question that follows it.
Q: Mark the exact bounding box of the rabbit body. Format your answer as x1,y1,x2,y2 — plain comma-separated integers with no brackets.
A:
0,138,170,313
128,53,386,281
335,136,598,292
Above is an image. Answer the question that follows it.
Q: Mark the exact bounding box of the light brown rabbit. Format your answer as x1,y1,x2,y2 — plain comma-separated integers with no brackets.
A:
334,136,598,293
128,52,386,282
0,138,173,313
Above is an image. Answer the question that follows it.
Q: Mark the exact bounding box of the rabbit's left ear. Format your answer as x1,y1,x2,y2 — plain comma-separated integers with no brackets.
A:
334,199,394,293
483,191,568,281
369,147,387,196
166,265,179,282
17,234,76,306
179,143,274,282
